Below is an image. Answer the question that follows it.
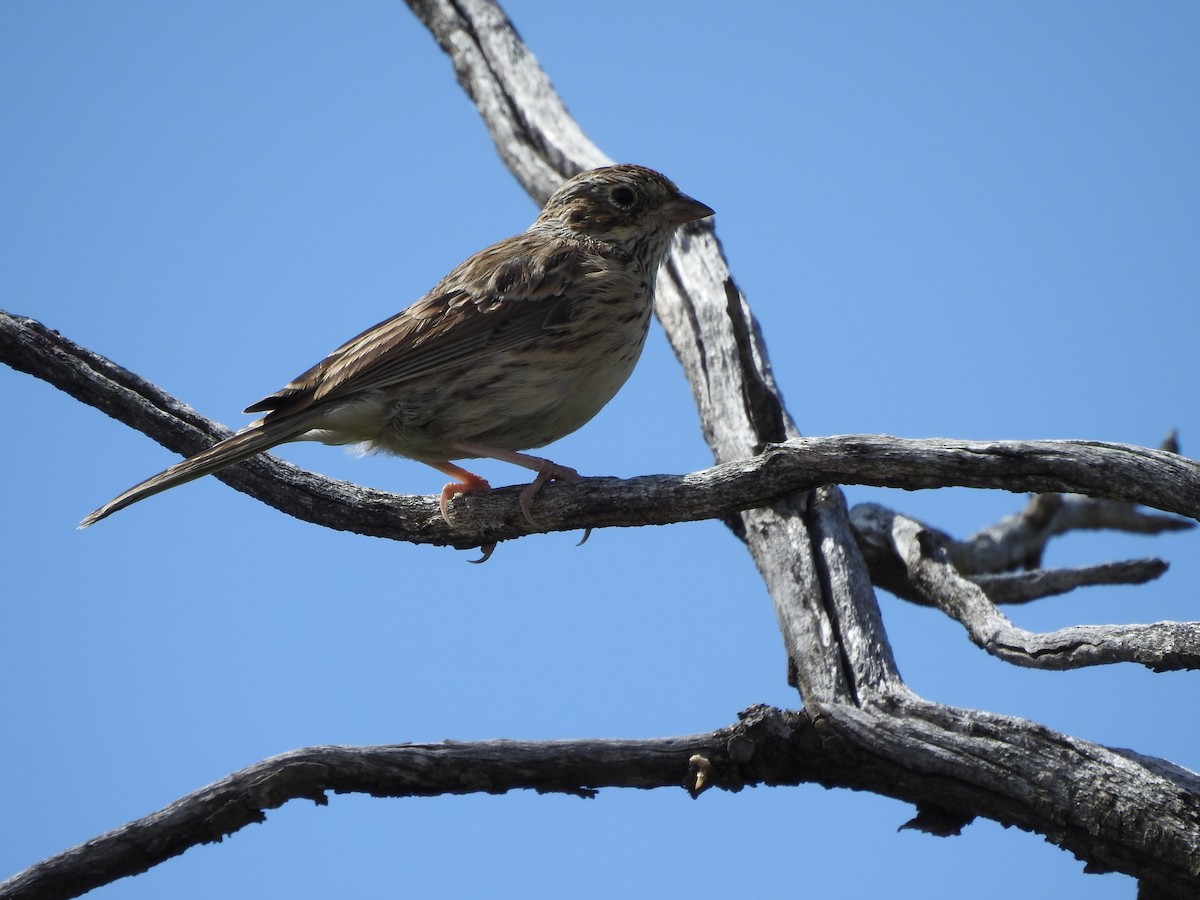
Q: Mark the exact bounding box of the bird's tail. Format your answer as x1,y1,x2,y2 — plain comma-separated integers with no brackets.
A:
79,419,304,528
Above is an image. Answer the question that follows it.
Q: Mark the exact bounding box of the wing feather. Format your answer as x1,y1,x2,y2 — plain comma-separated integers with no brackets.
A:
245,232,588,421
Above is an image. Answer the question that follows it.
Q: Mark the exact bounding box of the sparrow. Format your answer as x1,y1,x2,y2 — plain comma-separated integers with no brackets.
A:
80,164,713,534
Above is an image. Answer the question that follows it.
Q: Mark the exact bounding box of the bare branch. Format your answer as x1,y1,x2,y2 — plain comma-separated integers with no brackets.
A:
853,504,1200,671
6,703,1199,900
972,558,1169,605
0,720,774,900
953,492,1192,575
5,1,1197,894
822,699,1200,900
9,309,1197,555
848,498,1177,604
934,430,1190,576
407,0,609,197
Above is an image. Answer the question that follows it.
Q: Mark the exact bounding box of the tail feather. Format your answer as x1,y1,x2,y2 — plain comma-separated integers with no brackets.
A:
79,422,301,528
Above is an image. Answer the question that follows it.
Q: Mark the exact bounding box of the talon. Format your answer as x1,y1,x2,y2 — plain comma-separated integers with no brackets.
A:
517,471,552,528
517,463,580,528
468,542,497,564
440,442,584,530
576,528,592,547
430,461,492,525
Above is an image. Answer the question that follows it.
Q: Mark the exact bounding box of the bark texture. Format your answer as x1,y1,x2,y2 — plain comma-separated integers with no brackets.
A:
2,2,1198,898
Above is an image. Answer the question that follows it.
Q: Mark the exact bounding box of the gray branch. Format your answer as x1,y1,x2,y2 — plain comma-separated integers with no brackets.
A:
853,503,1200,671
950,490,1191,576
970,558,1171,605
5,704,1198,900
399,4,1200,894
6,310,1197,551
848,494,1183,605
3,1,1198,897
0,718,759,900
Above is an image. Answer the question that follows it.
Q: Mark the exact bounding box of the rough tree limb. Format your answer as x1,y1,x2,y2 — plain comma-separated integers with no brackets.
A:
0,710,805,900
948,487,1191,576
970,558,1171,605
4,310,1197,547
853,504,1200,671
7,703,1198,900
848,495,1186,605
289,2,1200,894
3,1,1198,898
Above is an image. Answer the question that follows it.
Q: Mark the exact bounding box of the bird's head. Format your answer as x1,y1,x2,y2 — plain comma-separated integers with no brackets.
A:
534,165,713,253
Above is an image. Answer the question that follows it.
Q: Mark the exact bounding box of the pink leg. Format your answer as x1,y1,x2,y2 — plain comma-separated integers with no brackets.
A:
447,441,580,527
427,460,492,525
428,460,498,562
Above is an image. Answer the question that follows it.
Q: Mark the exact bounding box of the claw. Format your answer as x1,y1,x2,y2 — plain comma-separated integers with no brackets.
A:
468,542,497,564
431,462,492,525
444,440,586,528
429,446,589,555
516,462,580,528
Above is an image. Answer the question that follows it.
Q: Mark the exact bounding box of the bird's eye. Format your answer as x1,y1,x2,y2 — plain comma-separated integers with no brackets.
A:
610,186,636,207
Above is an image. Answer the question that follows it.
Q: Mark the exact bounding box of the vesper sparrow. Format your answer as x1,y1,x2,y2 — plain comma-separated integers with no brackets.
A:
80,164,713,532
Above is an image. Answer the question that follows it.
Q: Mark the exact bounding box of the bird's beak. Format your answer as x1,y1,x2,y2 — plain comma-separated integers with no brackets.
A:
661,194,715,224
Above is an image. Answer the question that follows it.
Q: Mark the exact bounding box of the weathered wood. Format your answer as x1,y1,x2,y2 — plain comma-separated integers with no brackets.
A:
854,504,1200,670
10,310,1193,543
5,703,1198,900
2,1,1198,896
969,559,1171,605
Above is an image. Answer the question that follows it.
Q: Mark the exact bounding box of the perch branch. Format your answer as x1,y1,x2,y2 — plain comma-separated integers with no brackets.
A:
7,310,1199,550
5,1,1198,895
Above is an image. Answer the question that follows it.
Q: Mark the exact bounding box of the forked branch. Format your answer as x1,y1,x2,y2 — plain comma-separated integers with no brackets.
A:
853,504,1200,671
2,0,1198,897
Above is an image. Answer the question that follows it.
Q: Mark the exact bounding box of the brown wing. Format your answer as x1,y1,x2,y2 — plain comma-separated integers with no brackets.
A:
245,232,587,420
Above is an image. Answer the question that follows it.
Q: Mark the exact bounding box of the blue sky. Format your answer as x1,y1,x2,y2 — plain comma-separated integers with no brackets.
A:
2,2,1198,898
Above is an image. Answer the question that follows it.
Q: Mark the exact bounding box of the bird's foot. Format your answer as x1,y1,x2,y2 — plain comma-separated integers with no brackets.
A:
517,461,580,528
446,442,586,533
432,462,493,525
434,445,593,550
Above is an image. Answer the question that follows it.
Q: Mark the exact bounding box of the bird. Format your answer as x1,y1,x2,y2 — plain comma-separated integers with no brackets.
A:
79,164,714,537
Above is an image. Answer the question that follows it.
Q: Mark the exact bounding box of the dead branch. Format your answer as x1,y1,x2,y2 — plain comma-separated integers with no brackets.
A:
2,1,1197,897
5,310,1199,552
853,503,1200,671
5,703,1199,900
970,559,1170,605
951,490,1191,575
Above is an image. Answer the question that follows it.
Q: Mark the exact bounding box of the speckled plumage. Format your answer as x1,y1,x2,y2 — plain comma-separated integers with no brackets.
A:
80,165,713,530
